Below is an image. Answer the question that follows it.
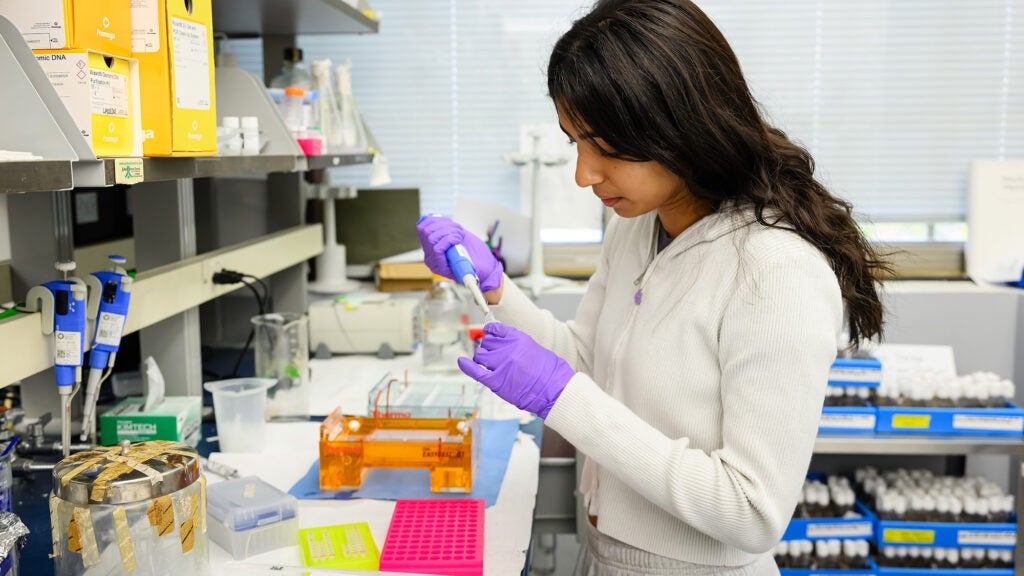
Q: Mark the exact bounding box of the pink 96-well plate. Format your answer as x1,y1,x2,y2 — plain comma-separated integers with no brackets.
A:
380,499,484,576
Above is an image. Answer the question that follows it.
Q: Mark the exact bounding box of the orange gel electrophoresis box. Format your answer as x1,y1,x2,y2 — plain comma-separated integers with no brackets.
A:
319,409,480,493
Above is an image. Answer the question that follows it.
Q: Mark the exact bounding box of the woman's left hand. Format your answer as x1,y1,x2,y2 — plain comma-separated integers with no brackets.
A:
458,323,574,418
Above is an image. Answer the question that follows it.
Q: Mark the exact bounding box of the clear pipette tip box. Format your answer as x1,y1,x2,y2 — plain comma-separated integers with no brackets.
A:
207,476,298,560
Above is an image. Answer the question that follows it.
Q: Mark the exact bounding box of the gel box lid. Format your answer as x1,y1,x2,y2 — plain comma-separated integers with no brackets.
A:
369,373,482,419
207,476,298,532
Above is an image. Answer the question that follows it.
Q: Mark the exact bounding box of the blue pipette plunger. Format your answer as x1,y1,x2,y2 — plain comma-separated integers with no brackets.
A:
419,215,495,323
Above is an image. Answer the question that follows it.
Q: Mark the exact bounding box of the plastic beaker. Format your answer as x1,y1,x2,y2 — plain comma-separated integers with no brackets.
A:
204,378,275,453
252,313,310,421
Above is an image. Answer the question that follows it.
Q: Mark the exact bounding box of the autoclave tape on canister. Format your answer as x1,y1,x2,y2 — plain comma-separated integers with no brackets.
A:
87,449,165,503
199,474,208,534
90,461,132,503
175,490,201,554
112,507,137,572
58,444,134,487
54,441,208,574
147,495,175,537
49,495,61,558
68,506,101,567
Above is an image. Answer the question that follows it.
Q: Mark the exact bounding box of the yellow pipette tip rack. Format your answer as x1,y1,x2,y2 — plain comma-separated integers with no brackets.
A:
300,522,380,571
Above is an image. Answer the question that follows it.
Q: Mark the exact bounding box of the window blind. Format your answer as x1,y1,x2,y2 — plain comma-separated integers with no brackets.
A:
239,0,587,216
703,0,1023,222
229,0,1023,223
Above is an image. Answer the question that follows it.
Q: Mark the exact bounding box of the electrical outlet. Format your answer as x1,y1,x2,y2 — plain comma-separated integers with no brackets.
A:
203,257,224,285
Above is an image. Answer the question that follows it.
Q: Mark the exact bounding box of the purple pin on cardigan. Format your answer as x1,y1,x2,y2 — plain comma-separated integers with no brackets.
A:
634,290,643,305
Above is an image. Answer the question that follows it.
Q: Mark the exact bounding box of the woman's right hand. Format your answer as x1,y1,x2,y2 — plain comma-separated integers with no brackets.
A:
416,215,504,292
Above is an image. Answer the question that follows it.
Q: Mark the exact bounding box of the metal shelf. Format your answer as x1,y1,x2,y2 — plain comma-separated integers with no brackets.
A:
304,152,375,170
0,224,323,388
814,433,1024,456
194,154,299,178
212,0,379,36
0,25,377,191
0,160,73,193
0,16,80,193
99,157,192,185
89,153,352,185
14,152,378,190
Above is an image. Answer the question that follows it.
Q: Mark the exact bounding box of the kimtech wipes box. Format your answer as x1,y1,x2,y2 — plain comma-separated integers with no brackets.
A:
100,396,202,447
132,0,217,156
0,0,131,56
34,49,142,157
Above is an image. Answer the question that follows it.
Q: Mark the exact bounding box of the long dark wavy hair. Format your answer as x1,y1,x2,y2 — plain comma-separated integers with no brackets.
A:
548,0,888,345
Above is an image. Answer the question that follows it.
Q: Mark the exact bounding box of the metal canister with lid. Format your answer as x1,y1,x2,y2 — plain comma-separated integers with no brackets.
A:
50,440,209,575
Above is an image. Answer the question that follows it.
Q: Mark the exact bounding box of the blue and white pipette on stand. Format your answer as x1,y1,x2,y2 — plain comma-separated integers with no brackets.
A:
22,261,87,457
419,215,495,324
81,255,133,443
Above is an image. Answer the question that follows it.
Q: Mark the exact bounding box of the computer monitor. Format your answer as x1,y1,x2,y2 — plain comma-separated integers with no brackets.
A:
333,188,421,278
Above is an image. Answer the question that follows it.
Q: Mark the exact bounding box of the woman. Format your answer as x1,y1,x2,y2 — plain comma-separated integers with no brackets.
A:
417,0,887,573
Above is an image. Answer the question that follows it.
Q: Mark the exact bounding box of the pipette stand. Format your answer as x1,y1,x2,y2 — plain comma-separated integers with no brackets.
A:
505,130,571,298
308,182,361,294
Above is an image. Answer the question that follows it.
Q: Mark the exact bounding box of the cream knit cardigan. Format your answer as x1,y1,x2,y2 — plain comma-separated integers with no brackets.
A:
491,207,843,566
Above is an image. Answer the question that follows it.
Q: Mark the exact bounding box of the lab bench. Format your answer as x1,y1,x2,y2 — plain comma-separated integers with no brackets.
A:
15,395,541,576
197,352,541,575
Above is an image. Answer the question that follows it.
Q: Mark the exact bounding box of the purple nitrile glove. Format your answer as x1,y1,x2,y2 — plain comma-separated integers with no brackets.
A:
416,216,504,292
457,323,574,419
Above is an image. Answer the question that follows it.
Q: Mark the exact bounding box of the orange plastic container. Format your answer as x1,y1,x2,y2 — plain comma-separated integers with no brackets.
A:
319,408,479,493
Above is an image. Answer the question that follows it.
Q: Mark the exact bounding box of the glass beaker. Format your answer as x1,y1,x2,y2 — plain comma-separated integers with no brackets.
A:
252,313,310,421
421,278,472,373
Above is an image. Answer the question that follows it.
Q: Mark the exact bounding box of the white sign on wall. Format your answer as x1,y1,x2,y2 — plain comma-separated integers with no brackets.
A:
967,160,1024,284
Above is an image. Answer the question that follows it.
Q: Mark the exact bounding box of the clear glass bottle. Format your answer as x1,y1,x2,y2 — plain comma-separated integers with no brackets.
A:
282,87,306,136
269,47,312,89
421,276,471,373
335,59,367,149
312,59,344,150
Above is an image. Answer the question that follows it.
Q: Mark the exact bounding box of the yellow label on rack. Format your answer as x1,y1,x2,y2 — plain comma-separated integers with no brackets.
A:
892,414,931,429
883,528,935,544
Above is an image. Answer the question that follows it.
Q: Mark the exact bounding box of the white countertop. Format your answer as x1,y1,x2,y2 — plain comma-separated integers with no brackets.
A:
205,353,540,576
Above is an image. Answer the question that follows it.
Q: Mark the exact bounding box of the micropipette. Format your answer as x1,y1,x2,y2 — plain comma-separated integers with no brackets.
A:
81,255,133,443
22,261,87,457
419,215,496,324
446,244,495,324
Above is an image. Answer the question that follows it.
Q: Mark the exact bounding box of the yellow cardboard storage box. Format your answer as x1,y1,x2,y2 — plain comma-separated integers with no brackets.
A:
0,0,131,56
132,0,217,156
35,50,142,157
